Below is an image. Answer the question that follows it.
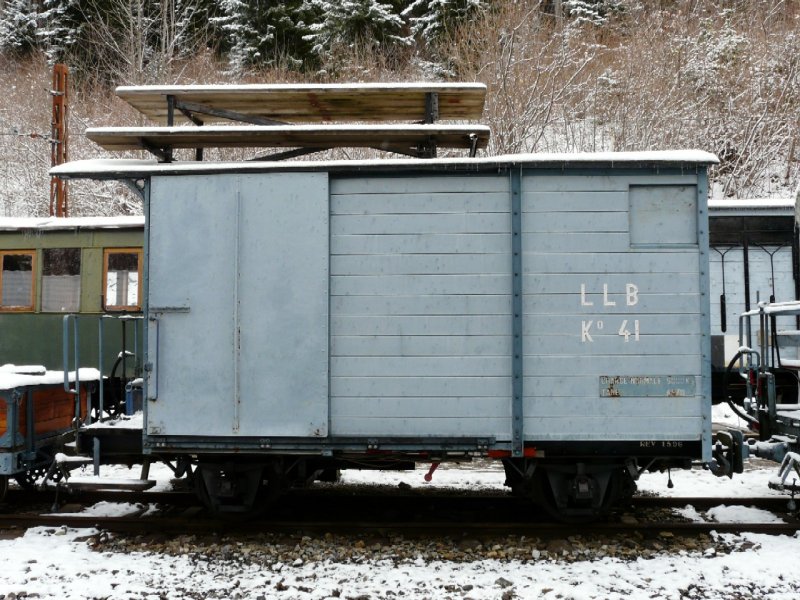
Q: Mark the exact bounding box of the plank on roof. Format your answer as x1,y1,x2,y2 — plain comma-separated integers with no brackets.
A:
85,125,491,154
116,83,487,124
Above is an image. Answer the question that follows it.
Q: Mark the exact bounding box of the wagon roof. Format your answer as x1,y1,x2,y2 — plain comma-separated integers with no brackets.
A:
708,198,795,215
0,216,145,231
51,150,719,180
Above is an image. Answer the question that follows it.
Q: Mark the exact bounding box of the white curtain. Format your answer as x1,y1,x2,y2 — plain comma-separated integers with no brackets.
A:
42,274,81,312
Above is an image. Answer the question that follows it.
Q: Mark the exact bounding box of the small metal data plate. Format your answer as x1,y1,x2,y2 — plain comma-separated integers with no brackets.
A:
599,375,696,398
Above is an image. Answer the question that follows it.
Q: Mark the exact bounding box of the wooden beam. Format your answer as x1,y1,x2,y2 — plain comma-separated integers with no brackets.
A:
174,99,287,126
249,147,325,162
115,83,488,125
86,125,491,156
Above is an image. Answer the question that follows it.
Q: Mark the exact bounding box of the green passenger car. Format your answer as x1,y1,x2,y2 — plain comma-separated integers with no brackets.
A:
0,216,145,377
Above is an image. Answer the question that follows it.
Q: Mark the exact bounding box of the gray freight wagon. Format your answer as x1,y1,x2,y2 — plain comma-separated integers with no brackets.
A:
55,150,721,518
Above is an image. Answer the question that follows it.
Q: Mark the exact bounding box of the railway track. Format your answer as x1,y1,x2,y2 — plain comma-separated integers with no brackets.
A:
3,486,796,511
0,514,800,538
1,488,798,537
0,511,797,537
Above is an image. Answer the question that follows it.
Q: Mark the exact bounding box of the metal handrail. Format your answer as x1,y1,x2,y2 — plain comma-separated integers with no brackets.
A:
62,313,144,423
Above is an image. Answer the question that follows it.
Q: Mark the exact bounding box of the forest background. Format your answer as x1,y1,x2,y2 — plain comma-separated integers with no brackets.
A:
0,0,798,216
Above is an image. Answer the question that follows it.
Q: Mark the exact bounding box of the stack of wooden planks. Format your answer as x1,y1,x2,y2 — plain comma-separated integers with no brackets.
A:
87,83,490,161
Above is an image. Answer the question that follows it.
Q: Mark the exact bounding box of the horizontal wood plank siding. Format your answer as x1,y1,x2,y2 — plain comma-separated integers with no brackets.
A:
525,314,701,335
333,417,510,437
330,175,511,437
524,334,703,356
528,293,701,314
331,295,512,316
524,273,701,294
524,375,701,398
521,172,704,440
525,232,631,253
331,376,511,398
525,174,698,193
332,233,510,255
325,169,705,442
522,251,699,273
522,396,701,417
520,417,702,439
331,335,511,356
331,213,510,235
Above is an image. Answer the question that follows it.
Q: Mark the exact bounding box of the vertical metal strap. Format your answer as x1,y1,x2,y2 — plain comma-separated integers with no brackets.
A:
743,236,751,312
62,315,71,391
232,186,242,433
698,168,713,462
97,316,104,423
166,95,175,126
165,95,176,162
511,168,524,457
25,389,34,452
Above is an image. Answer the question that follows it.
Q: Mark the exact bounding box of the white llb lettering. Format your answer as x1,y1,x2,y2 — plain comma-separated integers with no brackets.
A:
580,284,593,306
626,283,639,306
603,283,616,306
581,320,594,342
583,283,635,306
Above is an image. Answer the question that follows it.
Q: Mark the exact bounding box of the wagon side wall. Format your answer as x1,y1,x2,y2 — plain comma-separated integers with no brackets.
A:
522,170,708,450
142,162,710,459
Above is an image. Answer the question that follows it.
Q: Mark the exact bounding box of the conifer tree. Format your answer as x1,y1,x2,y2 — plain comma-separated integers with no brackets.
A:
0,0,41,54
303,0,411,59
403,0,485,44
213,0,313,71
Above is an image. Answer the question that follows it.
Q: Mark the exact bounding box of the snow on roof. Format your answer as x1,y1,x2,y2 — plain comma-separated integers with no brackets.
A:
87,123,492,134
708,198,795,215
0,364,101,391
51,150,719,179
117,82,488,93
0,216,144,231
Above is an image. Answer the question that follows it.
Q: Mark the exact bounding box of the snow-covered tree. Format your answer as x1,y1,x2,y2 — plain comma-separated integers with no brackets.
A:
0,0,41,54
564,1,606,26
403,0,485,44
303,0,411,59
36,0,85,64
212,0,312,72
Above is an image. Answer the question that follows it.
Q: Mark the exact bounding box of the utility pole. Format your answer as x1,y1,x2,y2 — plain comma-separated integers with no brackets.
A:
50,63,69,217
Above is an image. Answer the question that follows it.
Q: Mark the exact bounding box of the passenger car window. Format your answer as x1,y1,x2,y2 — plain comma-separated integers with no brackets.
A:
0,251,35,311
42,248,81,312
104,248,143,311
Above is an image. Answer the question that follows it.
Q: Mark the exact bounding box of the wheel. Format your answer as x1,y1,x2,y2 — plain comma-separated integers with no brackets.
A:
194,461,283,518
534,465,633,523
0,475,8,502
14,466,62,489
14,470,38,490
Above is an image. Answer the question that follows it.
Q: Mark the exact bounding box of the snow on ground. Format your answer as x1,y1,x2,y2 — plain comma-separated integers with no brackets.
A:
0,526,798,600
48,501,156,518
2,416,800,599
